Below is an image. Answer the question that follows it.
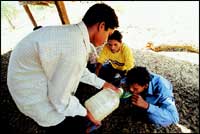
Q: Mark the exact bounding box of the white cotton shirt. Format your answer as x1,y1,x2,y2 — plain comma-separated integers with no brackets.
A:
7,21,105,127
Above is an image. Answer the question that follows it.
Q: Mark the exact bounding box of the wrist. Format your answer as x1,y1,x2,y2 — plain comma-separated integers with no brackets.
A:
144,102,149,109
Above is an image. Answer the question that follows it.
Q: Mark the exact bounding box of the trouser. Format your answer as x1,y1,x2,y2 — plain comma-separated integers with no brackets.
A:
98,63,126,87
43,116,88,134
87,62,96,73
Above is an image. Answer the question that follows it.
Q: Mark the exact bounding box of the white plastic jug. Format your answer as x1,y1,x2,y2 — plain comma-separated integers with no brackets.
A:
84,88,123,122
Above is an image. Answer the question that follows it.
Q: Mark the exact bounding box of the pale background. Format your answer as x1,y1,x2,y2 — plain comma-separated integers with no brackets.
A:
1,1,199,63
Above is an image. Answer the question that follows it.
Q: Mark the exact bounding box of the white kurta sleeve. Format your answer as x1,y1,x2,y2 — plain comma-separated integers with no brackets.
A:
45,55,88,117
80,68,105,89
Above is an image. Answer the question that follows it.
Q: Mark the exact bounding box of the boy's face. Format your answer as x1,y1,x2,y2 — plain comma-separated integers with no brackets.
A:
107,39,122,53
129,83,148,94
92,22,114,47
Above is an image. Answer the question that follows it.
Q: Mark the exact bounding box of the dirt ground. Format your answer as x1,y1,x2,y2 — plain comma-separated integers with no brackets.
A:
1,51,199,133
1,2,198,133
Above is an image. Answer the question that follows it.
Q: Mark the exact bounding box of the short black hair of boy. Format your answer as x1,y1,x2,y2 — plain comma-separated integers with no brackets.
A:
108,30,122,43
126,66,151,86
82,3,119,30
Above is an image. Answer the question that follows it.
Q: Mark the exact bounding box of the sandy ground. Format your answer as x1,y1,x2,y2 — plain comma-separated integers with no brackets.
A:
1,2,199,133
1,47,199,133
1,1,199,64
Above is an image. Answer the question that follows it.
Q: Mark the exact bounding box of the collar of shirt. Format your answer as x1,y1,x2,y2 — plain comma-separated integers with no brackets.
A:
77,21,90,44
76,21,97,57
147,73,155,95
147,73,169,96
89,43,98,55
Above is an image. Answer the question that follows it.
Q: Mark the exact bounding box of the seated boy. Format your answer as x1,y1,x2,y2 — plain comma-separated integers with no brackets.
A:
95,30,134,86
124,66,179,127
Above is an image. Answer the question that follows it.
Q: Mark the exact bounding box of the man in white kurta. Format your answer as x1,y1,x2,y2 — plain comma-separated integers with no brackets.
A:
7,21,111,127
7,3,120,131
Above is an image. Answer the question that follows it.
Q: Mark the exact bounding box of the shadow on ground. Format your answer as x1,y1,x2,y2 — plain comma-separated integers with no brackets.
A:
0,51,199,133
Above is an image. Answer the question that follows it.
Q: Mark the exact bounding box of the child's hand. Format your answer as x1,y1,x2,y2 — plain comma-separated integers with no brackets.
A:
131,94,149,109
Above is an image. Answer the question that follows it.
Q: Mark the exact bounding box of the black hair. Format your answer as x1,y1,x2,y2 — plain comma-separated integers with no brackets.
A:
126,66,151,86
82,3,119,30
108,30,122,42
